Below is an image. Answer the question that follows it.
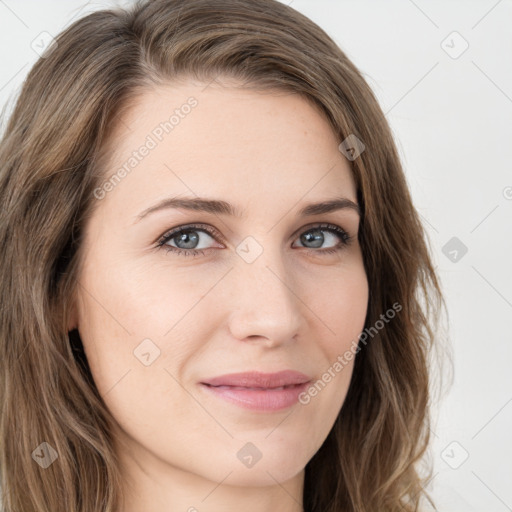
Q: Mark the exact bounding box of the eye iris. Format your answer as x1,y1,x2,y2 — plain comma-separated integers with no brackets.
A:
175,231,199,249
302,229,324,248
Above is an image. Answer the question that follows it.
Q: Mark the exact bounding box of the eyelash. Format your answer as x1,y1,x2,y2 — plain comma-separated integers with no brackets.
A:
156,222,353,258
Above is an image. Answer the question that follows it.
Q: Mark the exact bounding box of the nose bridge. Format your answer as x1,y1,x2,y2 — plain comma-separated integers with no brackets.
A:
227,236,303,344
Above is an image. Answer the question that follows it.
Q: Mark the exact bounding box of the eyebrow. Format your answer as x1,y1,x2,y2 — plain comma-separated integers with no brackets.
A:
134,195,361,223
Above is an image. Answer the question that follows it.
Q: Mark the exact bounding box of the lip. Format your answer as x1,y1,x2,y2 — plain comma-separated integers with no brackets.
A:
199,370,311,412
201,370,311,388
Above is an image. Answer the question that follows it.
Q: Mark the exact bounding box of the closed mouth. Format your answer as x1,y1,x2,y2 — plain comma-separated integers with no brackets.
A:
203,383,306,391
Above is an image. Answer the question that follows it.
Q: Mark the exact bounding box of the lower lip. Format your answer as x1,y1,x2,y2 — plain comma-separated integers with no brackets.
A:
200,382,310,411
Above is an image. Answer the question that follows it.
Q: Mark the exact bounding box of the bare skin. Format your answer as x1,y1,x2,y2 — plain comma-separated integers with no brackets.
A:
68,79,369,512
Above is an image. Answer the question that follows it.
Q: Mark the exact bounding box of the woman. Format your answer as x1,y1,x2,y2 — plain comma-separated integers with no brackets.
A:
0,0,448,511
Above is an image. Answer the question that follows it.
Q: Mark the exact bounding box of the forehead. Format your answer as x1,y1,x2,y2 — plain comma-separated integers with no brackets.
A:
95,81,357,220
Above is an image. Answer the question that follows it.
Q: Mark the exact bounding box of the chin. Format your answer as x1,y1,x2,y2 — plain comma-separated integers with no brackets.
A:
213,442,310,488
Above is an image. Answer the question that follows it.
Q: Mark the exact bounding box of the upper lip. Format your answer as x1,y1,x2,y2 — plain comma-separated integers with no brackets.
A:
201,370,311,389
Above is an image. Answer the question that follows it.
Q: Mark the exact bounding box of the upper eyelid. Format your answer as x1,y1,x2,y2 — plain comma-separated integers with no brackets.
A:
159,223,220,242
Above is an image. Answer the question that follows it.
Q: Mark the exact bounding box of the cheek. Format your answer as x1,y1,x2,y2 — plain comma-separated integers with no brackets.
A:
75,255,218,410
312,260,369,348
305,263,367,393
78,252,212,343
107,257,227,332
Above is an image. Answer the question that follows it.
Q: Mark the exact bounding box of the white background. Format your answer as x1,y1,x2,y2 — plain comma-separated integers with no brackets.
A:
1,1,511,511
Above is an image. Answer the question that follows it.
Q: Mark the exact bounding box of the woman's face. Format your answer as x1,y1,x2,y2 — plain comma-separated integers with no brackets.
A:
71,80,368,503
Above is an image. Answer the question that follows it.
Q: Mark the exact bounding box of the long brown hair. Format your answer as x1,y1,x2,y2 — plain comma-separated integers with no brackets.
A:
0,1,450,510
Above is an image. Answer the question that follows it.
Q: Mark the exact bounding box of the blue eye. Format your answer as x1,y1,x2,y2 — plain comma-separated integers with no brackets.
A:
156,222,352,258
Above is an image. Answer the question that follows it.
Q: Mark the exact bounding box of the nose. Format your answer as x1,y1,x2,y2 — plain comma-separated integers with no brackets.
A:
227,246,304,348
